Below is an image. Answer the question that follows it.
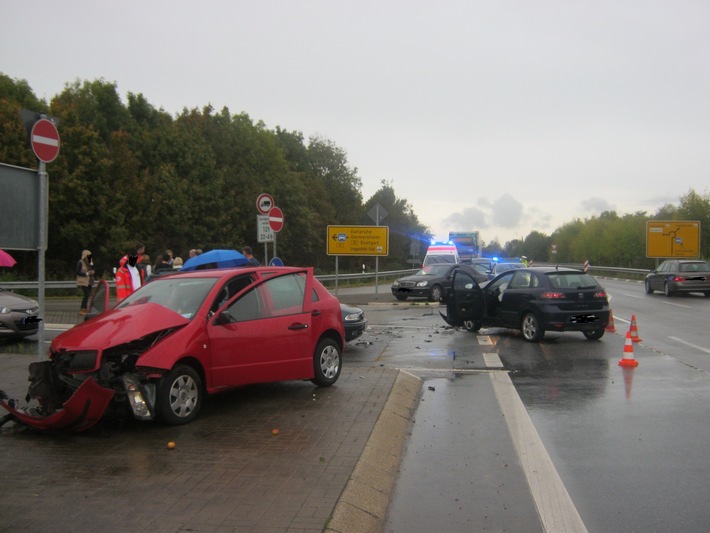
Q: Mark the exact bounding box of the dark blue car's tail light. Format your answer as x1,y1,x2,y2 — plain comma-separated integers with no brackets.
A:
539,292,567,300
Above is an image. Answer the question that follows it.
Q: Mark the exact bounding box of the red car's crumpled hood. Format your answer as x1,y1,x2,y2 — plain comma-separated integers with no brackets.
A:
1,378,114,432
52,303,189,351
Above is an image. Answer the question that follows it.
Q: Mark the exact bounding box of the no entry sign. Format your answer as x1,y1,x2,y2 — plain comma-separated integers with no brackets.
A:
268,206,284,232
30,118,60,163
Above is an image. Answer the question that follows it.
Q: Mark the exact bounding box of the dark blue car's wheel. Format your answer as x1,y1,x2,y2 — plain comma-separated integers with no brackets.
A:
463,320,482,332
521,312,544,342
583,329,605,340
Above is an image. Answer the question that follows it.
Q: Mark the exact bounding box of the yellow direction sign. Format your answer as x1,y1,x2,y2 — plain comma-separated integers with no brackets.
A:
327,225,389,256
646,220,700,258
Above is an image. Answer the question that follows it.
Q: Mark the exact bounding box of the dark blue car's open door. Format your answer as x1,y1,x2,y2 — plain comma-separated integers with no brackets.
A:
440,268,484,327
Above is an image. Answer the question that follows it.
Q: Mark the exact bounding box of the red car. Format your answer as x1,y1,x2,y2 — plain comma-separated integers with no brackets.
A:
0,267,344,431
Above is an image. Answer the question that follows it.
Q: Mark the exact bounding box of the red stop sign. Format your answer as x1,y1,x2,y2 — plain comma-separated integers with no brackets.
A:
31,118,61,163
268,206,284,232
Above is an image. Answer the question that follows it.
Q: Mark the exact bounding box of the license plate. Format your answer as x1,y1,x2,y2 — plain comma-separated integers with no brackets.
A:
22,316,41,325
571,314,598,324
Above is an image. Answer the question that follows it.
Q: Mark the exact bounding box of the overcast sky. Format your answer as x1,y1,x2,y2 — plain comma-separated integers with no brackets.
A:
2,1,709,244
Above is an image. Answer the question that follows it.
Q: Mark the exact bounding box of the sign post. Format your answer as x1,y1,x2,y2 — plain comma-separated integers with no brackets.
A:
30,117,60,360
256,194,275,264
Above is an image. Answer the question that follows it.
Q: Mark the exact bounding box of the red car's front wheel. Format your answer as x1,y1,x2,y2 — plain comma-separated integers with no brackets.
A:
157,365,203,425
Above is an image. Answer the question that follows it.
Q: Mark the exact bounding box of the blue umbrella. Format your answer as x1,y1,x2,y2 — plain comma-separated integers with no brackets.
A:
180,249,250,271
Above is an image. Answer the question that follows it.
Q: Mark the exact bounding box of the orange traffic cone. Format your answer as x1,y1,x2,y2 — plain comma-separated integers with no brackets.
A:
629,314,642,343
606,309,616,333
618,330,639,367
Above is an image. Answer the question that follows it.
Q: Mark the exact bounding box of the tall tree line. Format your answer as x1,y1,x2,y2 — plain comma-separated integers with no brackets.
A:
0,74,429,278
484,190,710,269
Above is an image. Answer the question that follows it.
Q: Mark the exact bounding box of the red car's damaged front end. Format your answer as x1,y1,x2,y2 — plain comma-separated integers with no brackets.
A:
1,303,189,432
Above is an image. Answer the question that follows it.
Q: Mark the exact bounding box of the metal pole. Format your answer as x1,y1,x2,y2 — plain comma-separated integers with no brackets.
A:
335,256,339,296
37,161,48,360
375,206,380,298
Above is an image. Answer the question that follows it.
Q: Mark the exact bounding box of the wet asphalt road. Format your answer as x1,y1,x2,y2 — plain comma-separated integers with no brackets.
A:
343,279,710,532
1,279,710,532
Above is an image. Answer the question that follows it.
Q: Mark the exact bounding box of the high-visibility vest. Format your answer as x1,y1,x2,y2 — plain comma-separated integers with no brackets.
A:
115,266,144,300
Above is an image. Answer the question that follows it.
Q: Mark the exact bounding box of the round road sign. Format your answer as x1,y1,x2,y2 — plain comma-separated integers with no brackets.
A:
256,193,274,214
268,206,284,232
31,118,60,163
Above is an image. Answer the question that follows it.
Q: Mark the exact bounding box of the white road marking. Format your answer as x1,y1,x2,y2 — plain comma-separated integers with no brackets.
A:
477,335,494,345
490,371,588,533
399,368,492,374
483,352,503,368
669,336,710,354
368,324,444,331
661,301,691,309
622,293,644,299
44,324,73,332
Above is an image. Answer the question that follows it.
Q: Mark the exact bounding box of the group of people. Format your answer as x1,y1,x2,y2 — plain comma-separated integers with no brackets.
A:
75,243,262,314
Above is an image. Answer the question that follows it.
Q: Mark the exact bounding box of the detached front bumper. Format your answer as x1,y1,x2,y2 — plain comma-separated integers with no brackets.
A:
0,377,115,432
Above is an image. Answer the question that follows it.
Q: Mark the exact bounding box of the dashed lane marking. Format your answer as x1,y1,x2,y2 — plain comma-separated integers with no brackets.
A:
669,336,710,354
483,352,503,368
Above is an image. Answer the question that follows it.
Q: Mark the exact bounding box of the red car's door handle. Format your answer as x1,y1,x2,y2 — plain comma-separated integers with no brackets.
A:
288,323,309,330
312,309,322,317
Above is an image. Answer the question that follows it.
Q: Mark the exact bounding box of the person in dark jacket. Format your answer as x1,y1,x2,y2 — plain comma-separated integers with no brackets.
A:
242,246,260,266
76,249,95,315
152,253,174,276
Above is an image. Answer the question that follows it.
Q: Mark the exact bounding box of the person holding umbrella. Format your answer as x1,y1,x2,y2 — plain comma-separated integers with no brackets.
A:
76,249,95,315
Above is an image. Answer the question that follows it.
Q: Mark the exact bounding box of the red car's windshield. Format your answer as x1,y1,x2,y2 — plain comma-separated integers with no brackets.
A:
116,277,218,319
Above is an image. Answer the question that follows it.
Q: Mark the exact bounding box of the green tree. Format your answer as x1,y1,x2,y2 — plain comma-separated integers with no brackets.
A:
0,73,48,167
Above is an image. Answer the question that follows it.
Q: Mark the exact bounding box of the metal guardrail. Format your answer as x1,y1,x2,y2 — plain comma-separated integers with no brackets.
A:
0,265,650,292
0,269,420,291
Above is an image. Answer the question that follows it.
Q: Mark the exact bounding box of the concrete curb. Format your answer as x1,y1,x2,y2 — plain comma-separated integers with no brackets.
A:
324,370,422,533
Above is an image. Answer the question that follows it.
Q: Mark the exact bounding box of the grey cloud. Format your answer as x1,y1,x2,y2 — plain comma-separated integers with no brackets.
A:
580,197,615,213
443,194,528,237
491,194,524,228
528,207,553,232
443,206,488,230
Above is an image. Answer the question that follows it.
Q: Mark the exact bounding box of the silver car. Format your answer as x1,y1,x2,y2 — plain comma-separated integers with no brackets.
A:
0,288,41,339
644,260,710,297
